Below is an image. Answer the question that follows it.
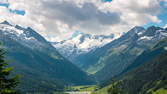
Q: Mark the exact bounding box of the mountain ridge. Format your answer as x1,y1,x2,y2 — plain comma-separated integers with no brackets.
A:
93,26,167,81
92,37,167,94
52,30,120,66
0,21,94,93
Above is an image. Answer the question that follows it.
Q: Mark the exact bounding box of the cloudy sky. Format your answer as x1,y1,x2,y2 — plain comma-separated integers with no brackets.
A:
0,0,167,41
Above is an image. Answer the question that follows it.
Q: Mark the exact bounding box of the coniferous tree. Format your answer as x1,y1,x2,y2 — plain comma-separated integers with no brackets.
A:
0,43,20,94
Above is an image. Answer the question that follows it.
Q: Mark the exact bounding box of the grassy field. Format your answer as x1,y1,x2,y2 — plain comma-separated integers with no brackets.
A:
91,85,112,94
65,85,97,92
53,92,68,94
153,88,167,94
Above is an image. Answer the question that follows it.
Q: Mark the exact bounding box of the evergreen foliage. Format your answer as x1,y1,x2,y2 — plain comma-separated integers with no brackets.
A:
0,43,20,94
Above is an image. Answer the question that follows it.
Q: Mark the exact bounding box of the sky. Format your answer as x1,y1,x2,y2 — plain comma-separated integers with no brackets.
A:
0,0,167,42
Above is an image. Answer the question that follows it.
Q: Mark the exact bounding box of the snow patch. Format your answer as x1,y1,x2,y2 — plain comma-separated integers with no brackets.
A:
0,24,24,36
0,23,45,50
160,32,167,36
164,47,167,51
137,30,145,36
138,36,153,41
53,32,118,59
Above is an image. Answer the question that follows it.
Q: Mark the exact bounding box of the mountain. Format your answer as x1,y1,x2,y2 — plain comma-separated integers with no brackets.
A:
78,26,167,81
121,37,167,75
111,39,167,94
71,26,145,73
52,30,119,66
94,26,167,81
0,21,94,93
93,38,167,94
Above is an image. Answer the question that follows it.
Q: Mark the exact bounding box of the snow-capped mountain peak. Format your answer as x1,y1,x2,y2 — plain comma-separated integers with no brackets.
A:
0,21,51,50
138,26,167,41
0,22,25,36
52,31,118,61
0,21,13,26
127,26,146,36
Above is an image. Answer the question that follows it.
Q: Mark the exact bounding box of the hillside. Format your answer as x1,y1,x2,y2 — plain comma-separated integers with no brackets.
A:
0,21,94,93
82,26,167,82
52,31,117,67
92,38,167,94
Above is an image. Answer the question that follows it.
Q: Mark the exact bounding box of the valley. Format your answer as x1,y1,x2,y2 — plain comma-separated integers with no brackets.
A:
0,21,94,93
0,21,167,94
1,0,167,94
61,85,97,94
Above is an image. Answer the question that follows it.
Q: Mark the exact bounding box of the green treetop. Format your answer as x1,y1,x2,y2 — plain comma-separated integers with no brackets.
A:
0,43,20,94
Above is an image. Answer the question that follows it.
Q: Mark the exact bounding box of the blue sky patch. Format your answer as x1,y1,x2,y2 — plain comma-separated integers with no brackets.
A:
143,1,167,28
0,2,25,16
9,9,26,15
0,3,9,8
102,0,112,2
158,2,167,27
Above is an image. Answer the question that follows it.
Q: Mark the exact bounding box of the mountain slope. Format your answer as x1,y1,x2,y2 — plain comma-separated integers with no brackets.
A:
0,21,93,93
90,26,167,81
52,31,119,67
121,37,167,75
108,40,167,94
92,37,167,94
74,26,145,73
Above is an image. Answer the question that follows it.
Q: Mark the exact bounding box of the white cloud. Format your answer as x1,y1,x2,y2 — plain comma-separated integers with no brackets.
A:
0,0,8,3
0,0,164,41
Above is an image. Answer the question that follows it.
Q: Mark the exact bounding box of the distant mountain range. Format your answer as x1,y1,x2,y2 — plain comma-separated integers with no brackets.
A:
71,26,167,82
51,30,120,65
0,21,94,93
52,25,167,83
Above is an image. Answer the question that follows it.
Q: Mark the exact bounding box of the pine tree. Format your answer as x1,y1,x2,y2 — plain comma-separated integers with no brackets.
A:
0,43,20,94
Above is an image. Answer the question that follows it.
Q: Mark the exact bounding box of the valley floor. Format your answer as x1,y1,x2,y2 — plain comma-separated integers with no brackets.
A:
65,91,91,94
64,85,97,94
